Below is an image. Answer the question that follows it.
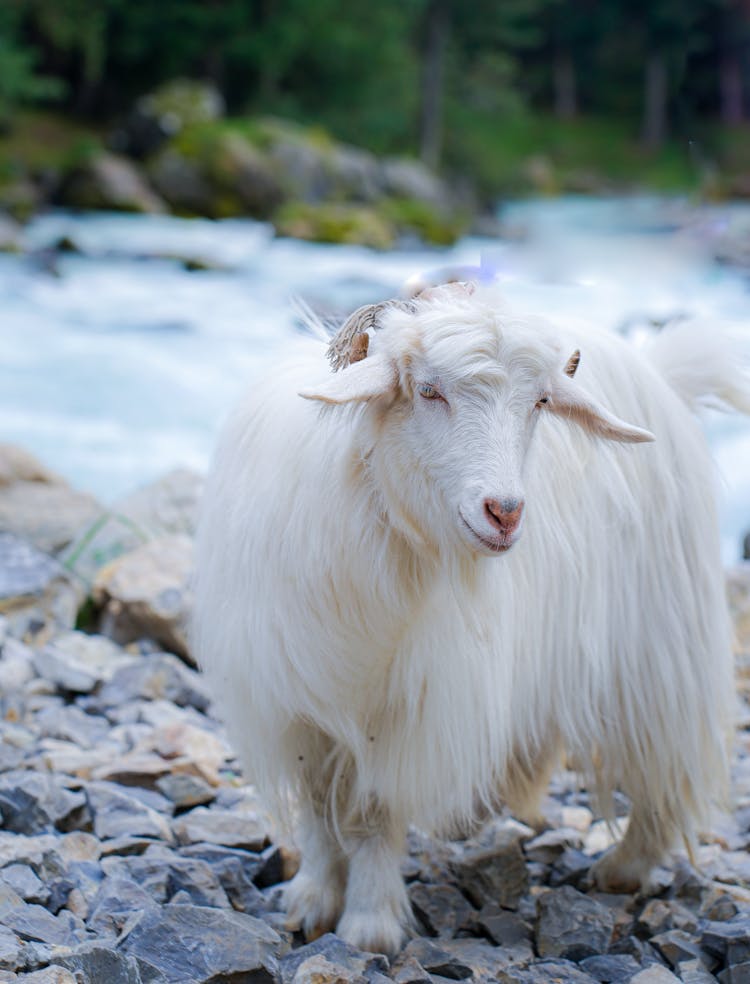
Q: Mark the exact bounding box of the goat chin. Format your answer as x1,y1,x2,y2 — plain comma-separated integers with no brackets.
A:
193,291,743,956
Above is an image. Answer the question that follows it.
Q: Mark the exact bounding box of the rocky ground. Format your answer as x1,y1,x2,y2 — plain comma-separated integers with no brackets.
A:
1,443,750,983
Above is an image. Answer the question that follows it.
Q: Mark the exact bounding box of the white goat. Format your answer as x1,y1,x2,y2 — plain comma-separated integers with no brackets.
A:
193,285,746,955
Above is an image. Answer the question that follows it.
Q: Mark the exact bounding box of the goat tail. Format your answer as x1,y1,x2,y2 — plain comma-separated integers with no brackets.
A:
647,318,750,415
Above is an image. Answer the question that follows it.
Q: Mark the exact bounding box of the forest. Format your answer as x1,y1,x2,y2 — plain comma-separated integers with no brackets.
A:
2,0,750,203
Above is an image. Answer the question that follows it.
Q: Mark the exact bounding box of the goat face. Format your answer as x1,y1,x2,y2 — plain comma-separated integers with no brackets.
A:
301,297,654,556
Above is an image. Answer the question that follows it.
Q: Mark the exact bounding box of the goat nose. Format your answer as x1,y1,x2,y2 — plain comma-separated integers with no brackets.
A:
484,498,524,534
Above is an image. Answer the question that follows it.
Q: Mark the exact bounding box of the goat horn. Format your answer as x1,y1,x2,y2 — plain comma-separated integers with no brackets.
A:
327,299,414,372
565,349,581,377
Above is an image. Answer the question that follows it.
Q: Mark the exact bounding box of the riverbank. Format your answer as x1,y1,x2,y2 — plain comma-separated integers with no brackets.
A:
1,443,750,982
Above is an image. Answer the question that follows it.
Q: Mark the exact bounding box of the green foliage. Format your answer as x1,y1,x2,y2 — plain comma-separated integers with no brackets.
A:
0,7,64,125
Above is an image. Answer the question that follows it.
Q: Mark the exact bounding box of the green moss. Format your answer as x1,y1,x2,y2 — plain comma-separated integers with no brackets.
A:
274,202,396,249
379,196,469,246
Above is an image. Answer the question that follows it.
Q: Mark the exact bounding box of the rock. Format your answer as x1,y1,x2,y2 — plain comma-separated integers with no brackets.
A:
452,824,529,910
172,806,269,851
678,958,720,983
164,857,231,908
279,935,387,984
0,638,35,692
138,79,224,136
20,969,78,984
0,867,49,907
650,930,713,970
119,903,283,983
408,883,475,938
525,828,584,864
147,149,213,216
97,653,210,712
33,631,134,693
0,834,60,869
579,953,642,982
52,943,152,984
477,906,532,946
0,923,24,972
155,773,215,810
35,704,111,749
0,479,101,556
56,152,166,214
549,848,592,888
0,771,86,834
114,469,203,539
728,565,750,653
91,754,173,789
0,214,22,253
498,960,600,983
86,782,174,842
401,938,532,981
718,963,750,983
92,535,193,661
0,533,81,641
0,446,64,487
0,897,85,948
149,721,228,786
87,876,159,937
627,968,680,983
381,157,448,206
701,914,750,965
535,886,616,961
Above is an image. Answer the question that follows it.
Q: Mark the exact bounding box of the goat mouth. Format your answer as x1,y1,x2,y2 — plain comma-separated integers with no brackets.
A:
459,512,514,553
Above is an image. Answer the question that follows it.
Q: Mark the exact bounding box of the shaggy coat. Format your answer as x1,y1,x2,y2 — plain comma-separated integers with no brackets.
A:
193,287,744,954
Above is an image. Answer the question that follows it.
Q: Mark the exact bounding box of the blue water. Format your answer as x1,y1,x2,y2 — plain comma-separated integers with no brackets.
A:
3,198,750,559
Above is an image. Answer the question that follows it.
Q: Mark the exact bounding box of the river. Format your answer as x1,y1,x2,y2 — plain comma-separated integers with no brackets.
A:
3,196,750,560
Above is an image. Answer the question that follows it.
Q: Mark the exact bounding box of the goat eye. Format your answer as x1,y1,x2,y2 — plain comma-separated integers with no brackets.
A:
535,396,549,408
419,383,440,400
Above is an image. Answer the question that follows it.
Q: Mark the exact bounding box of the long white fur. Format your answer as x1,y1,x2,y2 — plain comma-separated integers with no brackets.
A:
193,287,741,954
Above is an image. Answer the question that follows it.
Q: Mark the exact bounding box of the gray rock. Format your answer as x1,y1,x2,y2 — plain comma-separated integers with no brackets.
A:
549,848,592,888
19,969,78,984
477,905,531,946
495,958,600,983
0,533,80,640
719,963,750,983
35,704,111,749
677,957,721,983
279,934,387,984
34,631,134,693
98,654,210,712
0,898,85,948
148,150,213,216
452,824,529,910
650,930,714,971
172,807,269,851
0,480,101,556
92,535,193,661
402,938,532,981
86,782,174,842
53,942,157,984
525,827,584,864
87,876,159,937
627,968,680,983
114,469,203,538
535,886,616,961
579,953,642,982
391,955,432,984
0,923,24,972
56,152,166,214
0,771,86,834
408,883,475,938
119,903,283,983
154,773,215,809
701,915,750,964
0,867,49,907
164,858,230,908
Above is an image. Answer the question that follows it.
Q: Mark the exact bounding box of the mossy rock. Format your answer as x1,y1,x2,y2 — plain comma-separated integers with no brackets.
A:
138,79,224,135
379,197,470,246
56,152,166,214
273,202,396,249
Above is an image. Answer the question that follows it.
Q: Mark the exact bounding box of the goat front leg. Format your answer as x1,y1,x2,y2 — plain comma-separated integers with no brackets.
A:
284,730,348,938
336,800,411,956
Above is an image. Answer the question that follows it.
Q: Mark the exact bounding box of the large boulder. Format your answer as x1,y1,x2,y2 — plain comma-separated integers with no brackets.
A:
56,152,166,214
92,534,193,661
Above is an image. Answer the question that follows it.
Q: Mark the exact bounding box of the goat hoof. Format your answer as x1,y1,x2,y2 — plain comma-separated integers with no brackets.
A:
284,871,342,937
591,848,652,894
336,910,406,957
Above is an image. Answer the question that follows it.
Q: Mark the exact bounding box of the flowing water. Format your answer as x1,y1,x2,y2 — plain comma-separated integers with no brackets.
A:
3,197,750,559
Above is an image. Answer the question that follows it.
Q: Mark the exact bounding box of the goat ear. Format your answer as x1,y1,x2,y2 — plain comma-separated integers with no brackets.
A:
299,353,397,405
546,375,655,443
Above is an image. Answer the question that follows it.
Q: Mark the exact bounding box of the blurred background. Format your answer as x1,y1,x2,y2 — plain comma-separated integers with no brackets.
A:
2,0,750,561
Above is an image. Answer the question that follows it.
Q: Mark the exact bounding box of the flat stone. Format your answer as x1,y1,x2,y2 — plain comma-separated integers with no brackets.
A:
0,481,101,555
452,825,529,910
0,923,24,972
57,832,101,865
0,638,35,692
701,915,750,964
0,835,60,869
650,930,714,971
0,533,80,640
718,963,750,983
628,968,680,983
0,901,84,948
279,935,387,984
677,958,721,983
19,969,78,984
34,704,110,749
549,848,592,888
115,469,204,539
155,773,215,809
525,828,584,864
408,883,475,938
52,941,157,984
403,938,532,981
0,867,49,907
391,955,432,984
87,876,159,937
496,958,599,983
97,653,210,711
579,953,641,982
33,631,134,694
536,886,616,961
172,807,269,851
164,857,230,908
477,906,531,946
0,771,86,834
93,535,193,661
86,782,174,842
91,753,173,789
119,903,284,983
